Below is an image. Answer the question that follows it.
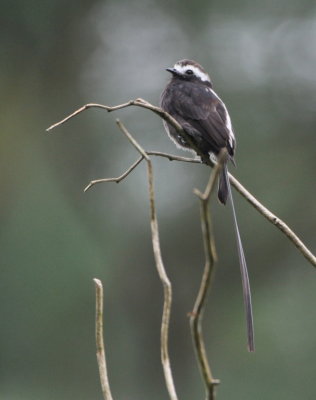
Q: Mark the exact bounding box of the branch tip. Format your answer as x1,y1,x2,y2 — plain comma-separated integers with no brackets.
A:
93,278,114,400
93,277,102,287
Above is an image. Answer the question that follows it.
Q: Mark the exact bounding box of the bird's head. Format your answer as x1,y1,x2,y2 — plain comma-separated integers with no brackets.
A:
166,59,211,85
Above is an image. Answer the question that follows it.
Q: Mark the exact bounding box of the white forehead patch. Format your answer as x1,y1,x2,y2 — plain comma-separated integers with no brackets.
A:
174,63,210,82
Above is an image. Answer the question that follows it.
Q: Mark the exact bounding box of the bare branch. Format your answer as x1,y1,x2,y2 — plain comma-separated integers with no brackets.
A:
190,153,226,400
47,99,316,269
46,98,184,134
84,156,144,192
228,174,316,267
84,153,198,193
47,97,315,400
46,101,135,132
93,278,114,400
115,119,150,160
115,119,179,400
147,151,201,164
46,99,213,168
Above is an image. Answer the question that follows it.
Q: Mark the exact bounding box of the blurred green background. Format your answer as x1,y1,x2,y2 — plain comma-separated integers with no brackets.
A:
1,0,315,399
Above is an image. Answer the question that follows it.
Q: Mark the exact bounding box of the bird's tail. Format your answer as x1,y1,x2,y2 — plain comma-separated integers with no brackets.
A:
225,167,255,352
218,163,229,205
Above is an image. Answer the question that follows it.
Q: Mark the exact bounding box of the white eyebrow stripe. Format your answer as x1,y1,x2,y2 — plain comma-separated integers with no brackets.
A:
174,64,211,82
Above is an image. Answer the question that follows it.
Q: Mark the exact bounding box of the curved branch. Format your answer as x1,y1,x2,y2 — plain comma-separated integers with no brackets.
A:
115,119,179,400
84,156,144,192
46,98,184,136
190,153,227,400
84,152,199,193
47,100,316,268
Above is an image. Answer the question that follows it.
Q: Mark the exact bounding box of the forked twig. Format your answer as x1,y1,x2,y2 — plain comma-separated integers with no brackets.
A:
47,100,316,268
93,278,114,400
48,99,315,400
190,152,226,400
84,152,200,193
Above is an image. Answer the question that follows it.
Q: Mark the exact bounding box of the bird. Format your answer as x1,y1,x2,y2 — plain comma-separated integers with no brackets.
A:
160,59,254,351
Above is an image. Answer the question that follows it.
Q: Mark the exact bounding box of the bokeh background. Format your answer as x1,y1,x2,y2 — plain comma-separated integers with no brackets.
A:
1,1,316,399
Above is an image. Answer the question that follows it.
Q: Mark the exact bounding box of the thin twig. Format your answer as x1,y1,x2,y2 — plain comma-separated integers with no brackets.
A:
47,100,316,268
84,156,144,192
147,151,201,163
93,278,114,400
46,101,135,132
115,119,179,400
46,99,214,168
190,152,226,400
46,98,184,136
84,152,199,193
228,174,316,267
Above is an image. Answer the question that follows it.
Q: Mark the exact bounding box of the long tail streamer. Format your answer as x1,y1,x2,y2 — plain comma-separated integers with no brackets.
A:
226,166,255,352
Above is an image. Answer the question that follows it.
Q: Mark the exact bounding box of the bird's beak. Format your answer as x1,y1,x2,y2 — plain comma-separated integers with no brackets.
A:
166,67,180,76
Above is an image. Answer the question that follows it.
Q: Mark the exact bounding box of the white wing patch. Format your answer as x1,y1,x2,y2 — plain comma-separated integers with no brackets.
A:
174,63,211,83
224,109,235,149
209,88,235,150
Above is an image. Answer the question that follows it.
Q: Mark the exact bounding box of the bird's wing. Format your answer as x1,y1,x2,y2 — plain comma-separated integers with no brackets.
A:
172,83,235,155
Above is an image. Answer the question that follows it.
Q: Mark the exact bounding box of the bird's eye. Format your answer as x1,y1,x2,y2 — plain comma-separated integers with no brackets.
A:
186,69,193,75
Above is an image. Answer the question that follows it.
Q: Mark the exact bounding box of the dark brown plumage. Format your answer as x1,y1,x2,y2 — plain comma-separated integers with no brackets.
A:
160,60,255,352
160,59,236,204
